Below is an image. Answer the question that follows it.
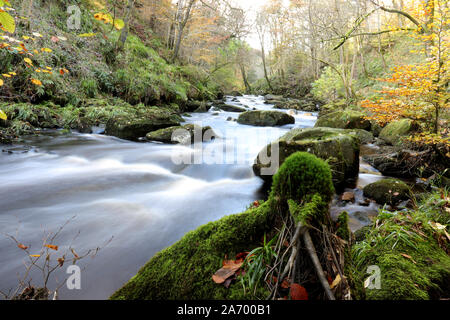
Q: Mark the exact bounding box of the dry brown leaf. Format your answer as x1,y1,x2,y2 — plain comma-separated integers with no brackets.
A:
330,274,342,289
212,260,243,284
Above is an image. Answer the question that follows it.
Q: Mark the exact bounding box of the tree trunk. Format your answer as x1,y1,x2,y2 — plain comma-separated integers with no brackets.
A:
117,0,135,51
172,0,195,62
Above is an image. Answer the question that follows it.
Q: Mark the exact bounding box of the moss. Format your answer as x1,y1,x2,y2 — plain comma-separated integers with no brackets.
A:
352,190,450,300
110,200,276,300
271,152,335,205
336,212,351,241
287,193,329,226
315,110,371,131
363,178,411,205
379,119,419,146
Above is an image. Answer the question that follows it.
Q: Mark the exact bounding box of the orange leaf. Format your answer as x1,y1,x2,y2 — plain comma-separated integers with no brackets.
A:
31,78,42,86
44,244,58,251
18,244,28,250
212,259,243,284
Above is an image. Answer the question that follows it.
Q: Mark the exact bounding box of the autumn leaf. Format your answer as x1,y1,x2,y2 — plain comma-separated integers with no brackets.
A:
57,257,65,267
0,109,7,120
31,79,42,86
23,57,33,65
0,79,3,87
18,243,28,250
30,254,40,258
212,259,243,284
44,244,58,251
330,274,342,289
290,283,308,300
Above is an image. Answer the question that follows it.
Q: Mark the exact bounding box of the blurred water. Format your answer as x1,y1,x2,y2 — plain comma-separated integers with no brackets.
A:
0,95,318,299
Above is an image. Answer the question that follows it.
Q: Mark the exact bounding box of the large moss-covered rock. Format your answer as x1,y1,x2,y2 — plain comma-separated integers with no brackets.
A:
146,124,216,144
318,100,348,118
379,119,419,145
315,110,371,131
105,107,182,141
253,127,360,189
237,110,295,127
110,200,276,300
363,178,410,205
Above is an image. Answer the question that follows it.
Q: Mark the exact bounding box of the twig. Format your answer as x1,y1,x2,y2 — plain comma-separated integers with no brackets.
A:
303,230,335,300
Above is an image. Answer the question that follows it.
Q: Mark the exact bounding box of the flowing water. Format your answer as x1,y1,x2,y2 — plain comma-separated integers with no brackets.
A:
0,95,383,299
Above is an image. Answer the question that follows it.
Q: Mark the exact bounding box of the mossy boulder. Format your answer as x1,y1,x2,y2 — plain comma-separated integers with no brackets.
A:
253,127,360,190
237,110,295,127
363,179,410,205
348,129,374,144
315,110,371,131
379,119,419,145
105,107,182,141
110,200,276,300
318,100,348,118
146,124,216,144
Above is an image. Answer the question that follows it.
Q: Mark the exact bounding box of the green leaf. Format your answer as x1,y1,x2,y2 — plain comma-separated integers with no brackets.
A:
113,18,125,30
0,109,7,120
0,10,15,33
78,33,97,37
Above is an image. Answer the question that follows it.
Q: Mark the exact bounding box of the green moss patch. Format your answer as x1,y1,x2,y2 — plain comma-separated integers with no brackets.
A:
352,190,450,300
110,201,276,300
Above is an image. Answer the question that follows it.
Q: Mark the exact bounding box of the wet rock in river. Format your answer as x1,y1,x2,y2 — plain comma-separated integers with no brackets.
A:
237,110,295,127
105,108,182,141
146,124,216,144
253,127,360,190
363,178,411,205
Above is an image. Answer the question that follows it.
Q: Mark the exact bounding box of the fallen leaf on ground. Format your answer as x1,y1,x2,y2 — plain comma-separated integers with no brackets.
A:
330,274,342,289
401,253,417,264
290,283,308,300
212,260,243,284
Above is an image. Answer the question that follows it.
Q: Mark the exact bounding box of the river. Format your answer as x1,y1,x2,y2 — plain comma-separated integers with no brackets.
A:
0,95,382,299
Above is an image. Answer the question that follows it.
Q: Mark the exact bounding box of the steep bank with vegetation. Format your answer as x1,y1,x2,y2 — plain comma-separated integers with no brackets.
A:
0,0,244,144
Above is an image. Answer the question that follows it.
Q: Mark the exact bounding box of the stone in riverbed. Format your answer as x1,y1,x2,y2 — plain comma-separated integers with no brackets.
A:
215,103,247,113
379,119,419,146
237,110,295,127
146,124,216,144
105,108,183,141
363,178,410,205
315,109,371,131
253,127,360,189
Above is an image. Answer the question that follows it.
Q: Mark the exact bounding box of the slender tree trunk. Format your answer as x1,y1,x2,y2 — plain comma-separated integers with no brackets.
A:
240,63,251,94
117,0,135,51
172,0,195,62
